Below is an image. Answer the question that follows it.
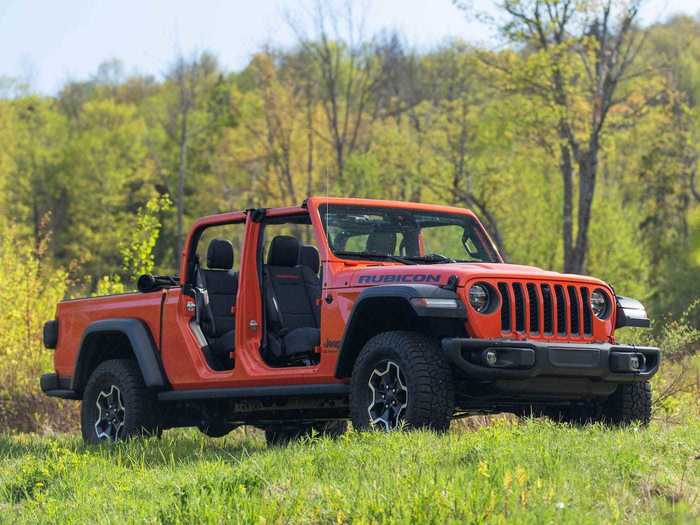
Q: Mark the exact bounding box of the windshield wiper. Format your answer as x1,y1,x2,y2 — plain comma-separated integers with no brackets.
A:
333,251,417,265
404,253,456,264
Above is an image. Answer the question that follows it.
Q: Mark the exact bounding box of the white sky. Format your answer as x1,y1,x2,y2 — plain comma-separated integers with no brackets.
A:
0,0,697,94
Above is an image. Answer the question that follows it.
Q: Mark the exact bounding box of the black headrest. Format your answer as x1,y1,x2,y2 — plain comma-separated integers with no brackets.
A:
207,239,234,270
268,235,299,267
299,245,320,274
366,232,397,255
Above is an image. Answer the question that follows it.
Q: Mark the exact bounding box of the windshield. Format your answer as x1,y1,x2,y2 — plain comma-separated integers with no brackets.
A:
319,204,501,263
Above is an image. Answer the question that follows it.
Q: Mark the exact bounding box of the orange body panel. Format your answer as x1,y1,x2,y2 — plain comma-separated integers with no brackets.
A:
51,197,619,390
53,292,164,378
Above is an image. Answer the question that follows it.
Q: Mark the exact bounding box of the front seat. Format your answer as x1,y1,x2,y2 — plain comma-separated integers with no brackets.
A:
298,245,321,326
263,236,320,363
198,239,238,370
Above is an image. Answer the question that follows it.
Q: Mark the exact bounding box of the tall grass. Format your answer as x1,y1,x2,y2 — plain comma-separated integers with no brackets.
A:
0,419,697,523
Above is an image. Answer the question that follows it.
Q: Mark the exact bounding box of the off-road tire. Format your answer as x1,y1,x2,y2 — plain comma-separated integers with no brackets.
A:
603,381,652,426
81,359,160,444
350,331,454,432
264,420,348,447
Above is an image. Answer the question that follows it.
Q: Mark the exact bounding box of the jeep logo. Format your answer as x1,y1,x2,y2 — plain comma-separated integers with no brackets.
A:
357,274,441,284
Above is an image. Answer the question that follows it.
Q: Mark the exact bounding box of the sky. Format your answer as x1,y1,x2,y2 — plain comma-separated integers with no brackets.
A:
0,0,698,95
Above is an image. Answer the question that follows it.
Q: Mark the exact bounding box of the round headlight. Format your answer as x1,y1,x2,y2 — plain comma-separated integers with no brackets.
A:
590,289,610,319
469,284,490,313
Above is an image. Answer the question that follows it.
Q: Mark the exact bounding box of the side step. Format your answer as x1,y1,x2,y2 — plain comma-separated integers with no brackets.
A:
158,383,350,402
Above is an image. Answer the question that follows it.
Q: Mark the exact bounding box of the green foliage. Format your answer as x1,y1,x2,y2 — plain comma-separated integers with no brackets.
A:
617,301,700,421
119,194,173,281
0,222,66,394
586,186,651,301
96,194,172,295
63,99,158,280
0,419,698,523
1,12,698,324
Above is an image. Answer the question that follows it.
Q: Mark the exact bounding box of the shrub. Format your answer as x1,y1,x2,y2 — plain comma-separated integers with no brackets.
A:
0,221,66,395
96,194,172,295
0,220,77,432
618,301,700,419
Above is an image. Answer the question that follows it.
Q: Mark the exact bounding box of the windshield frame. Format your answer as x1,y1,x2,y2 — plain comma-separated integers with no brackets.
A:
315,201,504,265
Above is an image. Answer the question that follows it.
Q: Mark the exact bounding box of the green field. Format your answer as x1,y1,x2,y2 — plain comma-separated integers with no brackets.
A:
1,418,697,524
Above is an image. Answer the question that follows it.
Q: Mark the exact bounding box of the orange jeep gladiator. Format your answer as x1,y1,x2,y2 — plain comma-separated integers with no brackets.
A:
41,197,660,444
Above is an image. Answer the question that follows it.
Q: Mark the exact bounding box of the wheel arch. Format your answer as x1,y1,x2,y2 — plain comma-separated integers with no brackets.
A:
71,319,168,395
334,284,467,378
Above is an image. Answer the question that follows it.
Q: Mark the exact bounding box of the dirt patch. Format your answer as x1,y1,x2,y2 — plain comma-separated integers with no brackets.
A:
451,413,518,431
0,394,79,434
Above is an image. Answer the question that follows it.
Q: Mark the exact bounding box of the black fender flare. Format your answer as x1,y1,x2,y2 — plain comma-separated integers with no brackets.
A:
334,284,467,378
71,318,168,392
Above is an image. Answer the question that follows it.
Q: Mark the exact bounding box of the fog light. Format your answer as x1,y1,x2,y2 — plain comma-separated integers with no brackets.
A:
629,356,640,371
484,350,498,367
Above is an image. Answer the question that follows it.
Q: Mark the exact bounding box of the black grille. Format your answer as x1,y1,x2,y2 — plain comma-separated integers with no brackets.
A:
498,282,511,331
512,283,525,332
581,287,592,335
568,286,580,335
497,281,592,338
526,283,539,334
555,285,567,335
541,284,553,334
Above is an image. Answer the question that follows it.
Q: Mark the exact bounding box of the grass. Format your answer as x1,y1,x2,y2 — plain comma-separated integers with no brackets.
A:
0,417,698,524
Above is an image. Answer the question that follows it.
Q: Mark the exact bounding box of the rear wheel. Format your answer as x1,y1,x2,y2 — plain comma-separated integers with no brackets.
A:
81,359,160,444
350,331,454,432
264,420,347,447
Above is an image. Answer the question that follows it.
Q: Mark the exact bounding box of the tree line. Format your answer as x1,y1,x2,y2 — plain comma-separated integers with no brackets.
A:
0,0,698,324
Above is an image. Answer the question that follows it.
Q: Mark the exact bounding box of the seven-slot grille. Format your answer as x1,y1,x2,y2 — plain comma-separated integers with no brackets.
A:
496,282,594,338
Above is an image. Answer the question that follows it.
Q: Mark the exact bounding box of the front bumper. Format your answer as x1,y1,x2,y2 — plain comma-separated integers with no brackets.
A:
442,338,660,383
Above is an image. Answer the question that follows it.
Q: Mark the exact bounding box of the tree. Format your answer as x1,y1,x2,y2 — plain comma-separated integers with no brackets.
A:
6,97,68,250
288,1,385,181
62,98,157,281
156,52,224,264
421,44,510,256
97,194,172,295
0,102,17,217
477,0,656,273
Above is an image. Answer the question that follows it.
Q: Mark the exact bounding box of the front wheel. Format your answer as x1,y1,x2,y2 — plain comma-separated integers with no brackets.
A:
604,381,652,426
350,331,454,432
544,381,652,427
81,359,160,444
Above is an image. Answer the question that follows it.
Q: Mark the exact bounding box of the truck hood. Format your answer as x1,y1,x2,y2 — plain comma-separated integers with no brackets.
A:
341,262,609,289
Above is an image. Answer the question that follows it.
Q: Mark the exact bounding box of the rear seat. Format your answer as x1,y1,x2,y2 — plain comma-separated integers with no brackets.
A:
197,239,238,370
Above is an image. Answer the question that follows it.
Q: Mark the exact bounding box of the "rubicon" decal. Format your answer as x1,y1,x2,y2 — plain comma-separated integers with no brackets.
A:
357,274,441,284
